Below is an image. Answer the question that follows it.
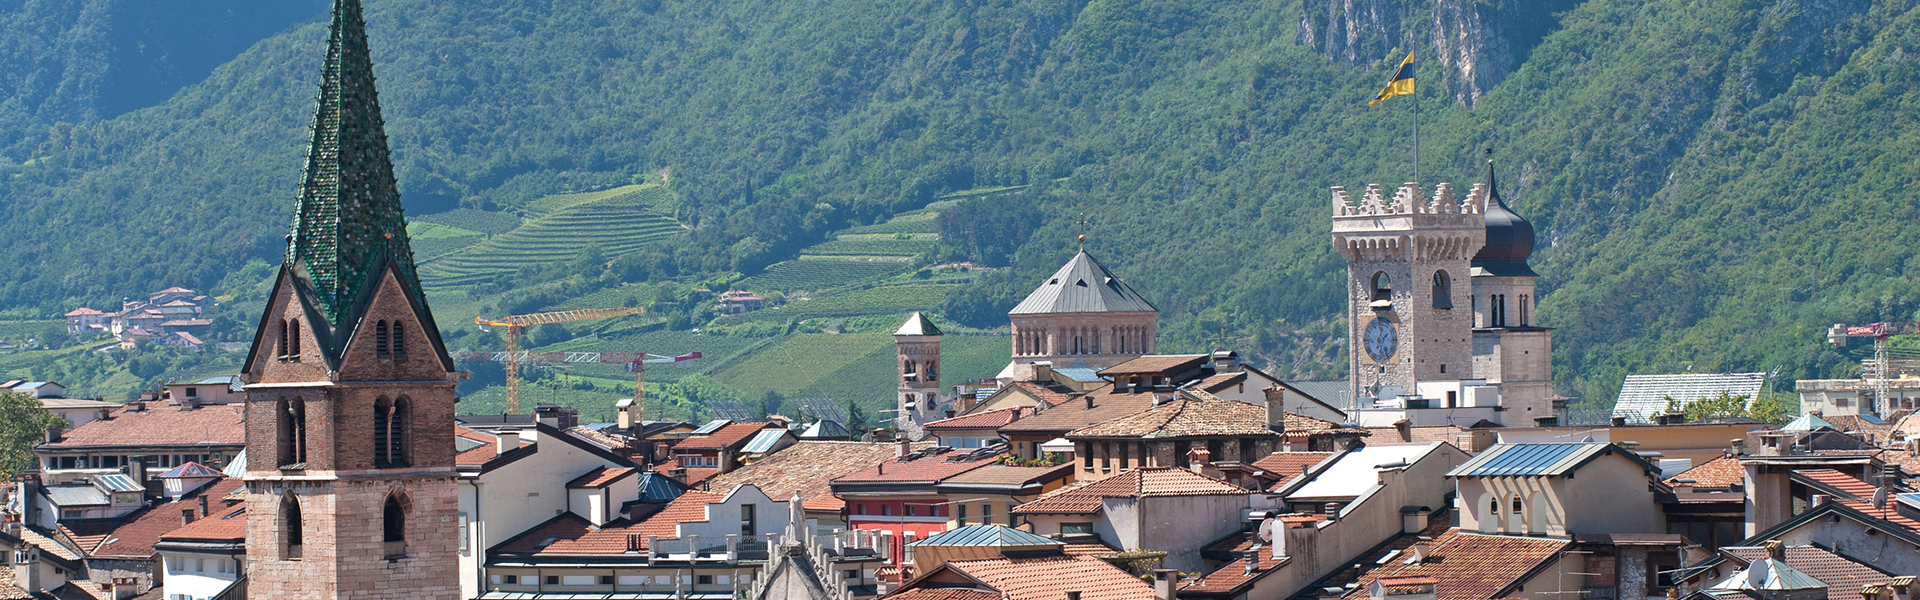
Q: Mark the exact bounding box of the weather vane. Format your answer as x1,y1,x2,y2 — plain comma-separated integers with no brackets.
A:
1074,212,1092,250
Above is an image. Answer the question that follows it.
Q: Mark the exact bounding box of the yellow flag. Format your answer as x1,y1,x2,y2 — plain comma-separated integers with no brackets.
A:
1369,50,1415,107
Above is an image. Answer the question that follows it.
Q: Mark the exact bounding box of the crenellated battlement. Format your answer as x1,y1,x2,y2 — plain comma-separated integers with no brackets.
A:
1333,182,1486,217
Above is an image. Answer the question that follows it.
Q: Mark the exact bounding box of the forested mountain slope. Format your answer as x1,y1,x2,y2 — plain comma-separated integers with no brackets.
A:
2,0,1917,406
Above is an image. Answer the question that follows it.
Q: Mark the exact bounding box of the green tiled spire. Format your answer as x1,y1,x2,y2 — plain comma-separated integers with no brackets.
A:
288,0,427,328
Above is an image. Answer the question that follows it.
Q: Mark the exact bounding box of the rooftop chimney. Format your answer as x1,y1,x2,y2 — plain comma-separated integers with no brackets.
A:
43,425,63,444
1765,540,1786,561
1085,396,1095,411
1032,361,1053,382
897,438,912,458
1730,438,1745,456
495,432,516,455
1153,569,1180,600
1242,545,1260,575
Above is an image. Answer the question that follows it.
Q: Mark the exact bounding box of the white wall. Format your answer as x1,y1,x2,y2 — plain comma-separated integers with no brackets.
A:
160,552,240,600
1114,493,1250,572
458,429,633,600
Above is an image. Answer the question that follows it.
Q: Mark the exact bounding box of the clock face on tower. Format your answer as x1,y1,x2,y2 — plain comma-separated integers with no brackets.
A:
1363,317,1398,363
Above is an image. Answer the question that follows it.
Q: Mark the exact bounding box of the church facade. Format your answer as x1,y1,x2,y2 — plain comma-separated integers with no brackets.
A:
1331,161,1559,427
238,1,462,597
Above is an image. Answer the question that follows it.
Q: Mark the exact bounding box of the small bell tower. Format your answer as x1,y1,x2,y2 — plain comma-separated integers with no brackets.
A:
894,312,943,438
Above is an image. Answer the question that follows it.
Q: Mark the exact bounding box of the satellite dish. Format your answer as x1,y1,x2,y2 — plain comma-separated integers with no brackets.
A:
1873,487,1889,510
1258,517,1275,542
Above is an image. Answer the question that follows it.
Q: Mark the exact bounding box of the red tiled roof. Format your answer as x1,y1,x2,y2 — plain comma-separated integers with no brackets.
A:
1182,530,1289,594
1060,539,1120,557
834,448,1002,484
1339,530,1569,600
929,555,1154,600
1251,452,1334,476
64,308,105,317
683,468,719,485
674,422,776,450
0,567,29,599
886,589,1004,600
568,467,637,489
1098,355,1209,375
999,385,1155,434
1794,469,1920,532
60,478,245,558
1719,545,1892,600
159,506,248,542
927,407,1034,430
493,490,727,556
456,437,527,466
702,441,910,510
1012,467,1246,515
1666,455,1743,489
39,403,245,449
1068,394,1275,439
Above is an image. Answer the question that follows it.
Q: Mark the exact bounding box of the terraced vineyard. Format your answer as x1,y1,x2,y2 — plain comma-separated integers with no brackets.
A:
841,217,939,236
800,238,936,257
709,333,894,401
739,259,912,291
718,284,961,324
420,185,687,286
413,209,522,234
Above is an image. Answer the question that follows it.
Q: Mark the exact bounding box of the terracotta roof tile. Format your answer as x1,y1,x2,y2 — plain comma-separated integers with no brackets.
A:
1281,412,1349,436
931,555,1154,600
886,589,1004,600
927,407,1034,430
159,506,247,542
566,426,631,451
683,468,719,485
675,422,777,450
1719,545,1892,600
802,493,845,512
1000,386,1155,434
1012,467,1246,514
1339,531,1568,600
1794,469,1920,533
568,467,637,489
1666,455,1743,489
1060,539,1121,557
940,464,1073,488
455,438,526,466
0,567,29,599
1181,530,1288,594
702,441,909,508
60,478,245,558
492,491,727,556
1098,355,1209,375
39,403,245,449
1068,395,1276,439
834,448,1003,485
1251,452,1334,476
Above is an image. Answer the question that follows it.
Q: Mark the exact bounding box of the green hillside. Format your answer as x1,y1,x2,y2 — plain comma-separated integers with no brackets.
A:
3,0,1919,412
421,185,687,286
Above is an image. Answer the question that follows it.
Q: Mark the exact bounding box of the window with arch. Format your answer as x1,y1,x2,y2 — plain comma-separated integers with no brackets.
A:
376,321,391,358
391,321,406,359
374,397,410,468
1371,272,1393,301
282,494,304,560
925,361,937,381
383,494,407,557
277,397,307,467
1432,271,1453,309
1519,294,1530,326
280,319,302,362
903,360,917,381
1490,294,1508,327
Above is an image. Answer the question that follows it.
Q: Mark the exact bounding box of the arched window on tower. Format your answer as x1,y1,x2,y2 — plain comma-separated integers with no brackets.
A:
903,360,917,382
925,361,938,382
1371,272,1393,302
278,397,307,467
282,494,304,560
1432,271,1453,309
281,319,302,362
392,321,406,359
374,397,410,468
1519,295,1530,326
376,321,390,357
383,494,407,558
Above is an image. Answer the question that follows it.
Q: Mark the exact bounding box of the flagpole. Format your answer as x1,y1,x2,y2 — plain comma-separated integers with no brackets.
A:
1412,50,1420,186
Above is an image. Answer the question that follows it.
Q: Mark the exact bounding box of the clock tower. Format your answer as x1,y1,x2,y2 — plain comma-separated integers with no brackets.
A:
1332,181,1486,408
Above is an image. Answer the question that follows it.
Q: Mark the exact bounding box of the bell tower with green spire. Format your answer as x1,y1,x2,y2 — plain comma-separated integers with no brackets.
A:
240,1,461,597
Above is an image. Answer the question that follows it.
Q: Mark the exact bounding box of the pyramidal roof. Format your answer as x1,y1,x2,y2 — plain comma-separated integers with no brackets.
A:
895,312,943,336
287,0,430,330
1009,251,1157,315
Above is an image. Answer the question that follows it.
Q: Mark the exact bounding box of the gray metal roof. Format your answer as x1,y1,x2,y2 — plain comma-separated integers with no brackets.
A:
1781,414,1838,432
798,420,851,440
692,419,734,435
1287,380,1355,411
1051,368,1106,383
1708,558,1826,591
45,485,109,507
1009,251,1157,315
1445,443,1630,478
907,525,1061,548
894,312,942,336
1611,372,1767,425
223,450,248,478
91,473,143,493
636,471,687,503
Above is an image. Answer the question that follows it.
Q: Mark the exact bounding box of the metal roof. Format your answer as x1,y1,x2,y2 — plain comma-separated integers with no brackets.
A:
1611,372,1767,425
1709,558,1827,591
91,473,143,493
1781,414,1838,432
692,419,734,435
742,429,790,453
1051,368,1106,383
798,420,851,440
1288,444,1441,501
45,485,109,507
1445,443,1628,478
223,450,248,478
636,471,687,503
907,525,1061,548
895,312,942,336
1009,251,1157,315
1287,380,1354,412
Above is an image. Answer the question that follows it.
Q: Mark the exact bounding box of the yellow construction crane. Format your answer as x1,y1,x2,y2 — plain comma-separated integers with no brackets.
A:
473,307,645,414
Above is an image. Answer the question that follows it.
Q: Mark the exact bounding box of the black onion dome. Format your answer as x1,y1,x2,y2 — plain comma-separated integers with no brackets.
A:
1472,159,1537,277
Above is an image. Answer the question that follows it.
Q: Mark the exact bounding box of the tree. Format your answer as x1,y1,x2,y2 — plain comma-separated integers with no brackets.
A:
0,392,66,478
1661,390,1792,425
844,399,869,433
757,390,784,419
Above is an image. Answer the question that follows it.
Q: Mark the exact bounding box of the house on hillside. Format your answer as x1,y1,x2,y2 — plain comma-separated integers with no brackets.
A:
720,290,766,314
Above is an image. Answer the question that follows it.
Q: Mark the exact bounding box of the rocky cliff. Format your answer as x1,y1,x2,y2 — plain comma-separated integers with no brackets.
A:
1296,0,1580,105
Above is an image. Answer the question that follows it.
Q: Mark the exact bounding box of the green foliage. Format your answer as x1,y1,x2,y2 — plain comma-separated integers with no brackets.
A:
0,391,68,477
716,285,963,324
936,193,1044,267
1661,391,1794,425
413,209,525,235
740,260,912,292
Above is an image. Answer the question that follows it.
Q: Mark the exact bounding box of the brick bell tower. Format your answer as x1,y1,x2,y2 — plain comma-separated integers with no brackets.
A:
239,1,461,598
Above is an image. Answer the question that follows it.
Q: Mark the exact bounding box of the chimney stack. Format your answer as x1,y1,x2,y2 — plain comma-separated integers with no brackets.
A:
495,431,516,455
1085,396,1095,410
896,438,912,458
1032,361,1053,382
1242,545,1260,575
1730,438,1745,456
43,425,63,444
1153,569,1180,600
1765,540,1786,561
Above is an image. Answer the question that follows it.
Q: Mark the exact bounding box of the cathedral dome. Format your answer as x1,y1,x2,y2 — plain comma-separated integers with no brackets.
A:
1471,160,1537,277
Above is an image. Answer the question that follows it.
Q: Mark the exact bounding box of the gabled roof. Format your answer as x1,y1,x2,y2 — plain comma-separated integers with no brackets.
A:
491,490,728,557
1289,444,1446,501
701,441,908,511
567,467,637,489
1446,443,1653,478
1716,545,1892,600
907,555,1155,600
832,447,1003,486
1339,530,1569,600
158,506,248,543
1066,394,1275,439
1782,414,1839,432
926,406,1033,430
1708,557,1826,592
1612,373,1767,425
1098,355,1208,376
637,470,689,503
798,419,851,439
896,312,942,336
1009,251,1157,315
1666,455,1743,489
1789,469,1920,533
999,385,1155,435
158,462,223,479
743,428,793,453
1011,467,1247,514
62,478,245,558
676,421,778,450
908,525,1061,548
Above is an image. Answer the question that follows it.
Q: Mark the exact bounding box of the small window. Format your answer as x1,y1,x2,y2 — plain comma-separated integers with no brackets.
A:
1489,498,1500,515
600,576,614,585
546,576,559,585
881,504,890,516
1061,522,1095,535
981,502,993,525
956,503,968,525
376,321,390,357
1512,497,1524,513
1372,272,1393,301
741,504,756,536
505,575,519,585
698,575,714,585
392,322,406,359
